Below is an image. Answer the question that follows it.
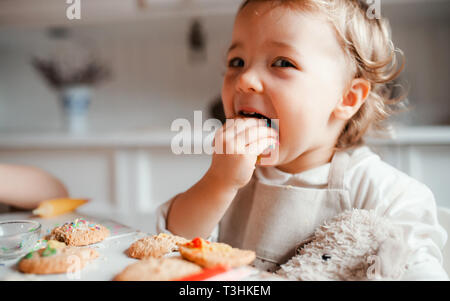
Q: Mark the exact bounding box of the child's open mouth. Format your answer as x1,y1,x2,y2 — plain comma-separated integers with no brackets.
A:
238,110,274,129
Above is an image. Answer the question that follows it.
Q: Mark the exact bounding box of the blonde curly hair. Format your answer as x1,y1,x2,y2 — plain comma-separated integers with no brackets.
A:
238,0,407,149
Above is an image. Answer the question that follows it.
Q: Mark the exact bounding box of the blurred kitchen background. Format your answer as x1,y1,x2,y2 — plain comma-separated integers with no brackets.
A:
0,0,449,229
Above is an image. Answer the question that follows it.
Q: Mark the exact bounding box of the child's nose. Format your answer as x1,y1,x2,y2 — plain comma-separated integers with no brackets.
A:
236,69,263,94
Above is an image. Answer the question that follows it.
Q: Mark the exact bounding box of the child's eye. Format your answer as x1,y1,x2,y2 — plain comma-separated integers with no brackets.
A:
228,58,244,68
272,58,296,68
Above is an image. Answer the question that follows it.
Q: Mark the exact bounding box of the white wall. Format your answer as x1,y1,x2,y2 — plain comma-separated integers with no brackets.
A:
0,13,235,131
385,5,450,125
0,2,449,131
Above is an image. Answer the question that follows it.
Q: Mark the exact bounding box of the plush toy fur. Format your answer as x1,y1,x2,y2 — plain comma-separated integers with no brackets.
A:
276,209,410,281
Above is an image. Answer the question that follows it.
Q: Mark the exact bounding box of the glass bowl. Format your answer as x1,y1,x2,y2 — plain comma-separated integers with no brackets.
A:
0,220,41,261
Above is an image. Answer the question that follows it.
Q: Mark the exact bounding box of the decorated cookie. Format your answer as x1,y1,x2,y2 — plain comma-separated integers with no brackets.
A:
178,237,256,268
114,257,202,281
46,218,109,246
126,233,189,259
18,240,99,275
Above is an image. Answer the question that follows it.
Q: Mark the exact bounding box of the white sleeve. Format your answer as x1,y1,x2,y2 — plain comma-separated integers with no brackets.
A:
383,183,449,281
348,154,449,281
155,195,219,242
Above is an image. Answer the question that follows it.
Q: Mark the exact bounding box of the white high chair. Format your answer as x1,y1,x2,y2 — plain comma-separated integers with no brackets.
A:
438,207,450,275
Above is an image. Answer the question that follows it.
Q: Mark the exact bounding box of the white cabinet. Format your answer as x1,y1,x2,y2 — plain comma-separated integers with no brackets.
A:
0,130,212,214
0,146,212,214
370,144,450,207
366,126,450,207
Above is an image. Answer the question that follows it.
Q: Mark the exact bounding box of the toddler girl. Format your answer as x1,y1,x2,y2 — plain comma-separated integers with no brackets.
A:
157,0,448,280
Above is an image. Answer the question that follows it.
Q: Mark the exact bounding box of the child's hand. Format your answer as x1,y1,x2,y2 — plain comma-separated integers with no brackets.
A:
207,118,278,190
167,118,278,239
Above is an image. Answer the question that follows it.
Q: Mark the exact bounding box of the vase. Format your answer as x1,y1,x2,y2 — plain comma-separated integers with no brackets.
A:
59,85,91,134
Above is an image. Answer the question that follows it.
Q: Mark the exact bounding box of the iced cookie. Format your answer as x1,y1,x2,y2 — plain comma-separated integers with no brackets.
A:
179,237,256,268
126,233,189,259
18,240,99,275
46,218,109,246
113,257,202,281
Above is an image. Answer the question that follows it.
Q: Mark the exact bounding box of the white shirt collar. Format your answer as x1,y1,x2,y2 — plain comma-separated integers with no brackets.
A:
255,163,331,188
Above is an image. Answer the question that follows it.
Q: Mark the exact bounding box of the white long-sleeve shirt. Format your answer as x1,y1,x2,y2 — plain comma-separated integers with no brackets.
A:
157,145,449,280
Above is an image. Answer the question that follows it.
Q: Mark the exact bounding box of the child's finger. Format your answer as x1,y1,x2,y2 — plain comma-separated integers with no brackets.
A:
212,119,239,147
226,118,276,143
225,118,262,138
213,127,226,153
221,118,259,148
244,137,278,156
223,117,259,134
227,122,277,154
213,118,247,146
235,125,278,150
214,118,275,154
214,124,243,154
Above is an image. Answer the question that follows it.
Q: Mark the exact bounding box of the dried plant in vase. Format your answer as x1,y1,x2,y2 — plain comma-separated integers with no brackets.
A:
31,56,111,133
31,56,110,90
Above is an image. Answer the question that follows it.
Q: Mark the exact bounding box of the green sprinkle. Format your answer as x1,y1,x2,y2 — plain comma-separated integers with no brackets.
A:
24,252,34,259
41,247,57,257
28,227,37,232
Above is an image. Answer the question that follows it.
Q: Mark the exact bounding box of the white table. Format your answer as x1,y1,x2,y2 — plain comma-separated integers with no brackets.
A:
0,210,284,281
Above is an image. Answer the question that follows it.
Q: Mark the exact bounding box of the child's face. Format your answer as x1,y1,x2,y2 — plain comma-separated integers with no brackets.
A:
221,2,350,169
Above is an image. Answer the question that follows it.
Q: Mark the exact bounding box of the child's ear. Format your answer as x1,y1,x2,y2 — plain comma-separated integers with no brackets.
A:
333,78,371,121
